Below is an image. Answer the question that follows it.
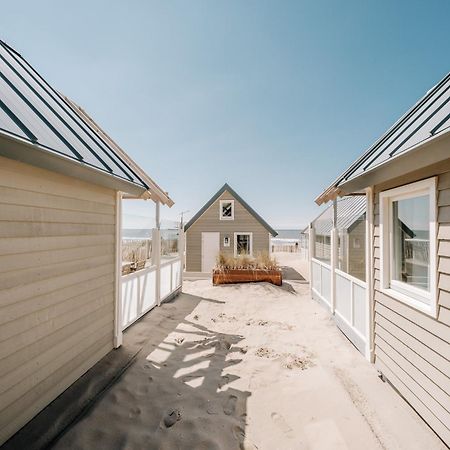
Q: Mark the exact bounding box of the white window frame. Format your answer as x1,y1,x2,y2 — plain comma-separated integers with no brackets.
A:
379,177,437,317
234,232,253,257
219,200,234,221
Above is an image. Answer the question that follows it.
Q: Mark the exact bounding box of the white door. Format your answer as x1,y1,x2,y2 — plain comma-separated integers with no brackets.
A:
201,232,220,272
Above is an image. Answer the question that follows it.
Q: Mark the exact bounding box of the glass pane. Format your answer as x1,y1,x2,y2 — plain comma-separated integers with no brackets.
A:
222,202,233,218
312,205,332,263
161,228,180,260
338,213,366,282
236,234,250,255
392,195,430,291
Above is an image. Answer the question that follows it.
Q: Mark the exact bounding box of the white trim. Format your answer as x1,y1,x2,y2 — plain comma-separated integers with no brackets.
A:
365,186,375,362
311,257,331,269
234,232,253,257
335,267,366,289
114,192,123,348
379,177,437,318
219,199,234,220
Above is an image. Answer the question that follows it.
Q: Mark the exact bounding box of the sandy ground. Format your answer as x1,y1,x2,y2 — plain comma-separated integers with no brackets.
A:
51,254,444,450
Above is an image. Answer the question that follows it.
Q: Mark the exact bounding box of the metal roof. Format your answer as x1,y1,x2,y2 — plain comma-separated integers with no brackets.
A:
61,95,174,206
184,183,278,237
313,195,366,235
316,72,450,204
0,40,171,200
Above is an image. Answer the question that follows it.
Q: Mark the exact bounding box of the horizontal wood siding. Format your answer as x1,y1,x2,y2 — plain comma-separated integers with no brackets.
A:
373,167,450,446
0,156,116,444
186,190,270,271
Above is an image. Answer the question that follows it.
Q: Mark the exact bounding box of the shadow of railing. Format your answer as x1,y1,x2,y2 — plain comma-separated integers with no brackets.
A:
48,292,251,450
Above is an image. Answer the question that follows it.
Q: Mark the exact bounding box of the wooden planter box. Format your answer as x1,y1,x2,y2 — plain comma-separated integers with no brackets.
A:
212,269,282,286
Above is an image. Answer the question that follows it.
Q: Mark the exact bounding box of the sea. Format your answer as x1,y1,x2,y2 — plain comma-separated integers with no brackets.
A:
123,228,301,242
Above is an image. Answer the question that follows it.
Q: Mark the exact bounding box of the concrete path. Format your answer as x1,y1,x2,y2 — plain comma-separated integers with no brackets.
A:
49,255,444,450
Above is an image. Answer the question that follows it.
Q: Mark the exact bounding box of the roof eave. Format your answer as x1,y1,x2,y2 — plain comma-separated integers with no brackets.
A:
184,183,278,236
61,95,174,207
316,129,450,204
0,131,147,196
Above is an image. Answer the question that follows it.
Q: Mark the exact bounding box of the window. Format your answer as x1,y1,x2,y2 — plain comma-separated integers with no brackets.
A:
380,178,437,316
220,200,234,220
234,232,252,256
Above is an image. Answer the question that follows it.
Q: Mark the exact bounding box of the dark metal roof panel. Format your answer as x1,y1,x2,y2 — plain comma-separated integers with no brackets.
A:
318,72,450,198
0,40,147,189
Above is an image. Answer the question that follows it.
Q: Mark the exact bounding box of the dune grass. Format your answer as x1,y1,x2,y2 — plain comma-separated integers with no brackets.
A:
215,251,279,271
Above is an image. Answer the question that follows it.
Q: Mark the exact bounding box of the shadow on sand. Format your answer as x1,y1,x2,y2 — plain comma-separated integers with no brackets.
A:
48,292,252,450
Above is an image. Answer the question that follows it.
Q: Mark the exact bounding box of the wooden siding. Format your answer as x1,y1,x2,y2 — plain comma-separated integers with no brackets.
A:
186,190,270,271
372,165,450,446
0,156,116,445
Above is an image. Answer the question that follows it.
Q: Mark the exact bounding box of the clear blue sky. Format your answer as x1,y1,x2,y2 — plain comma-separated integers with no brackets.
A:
2,1,449,228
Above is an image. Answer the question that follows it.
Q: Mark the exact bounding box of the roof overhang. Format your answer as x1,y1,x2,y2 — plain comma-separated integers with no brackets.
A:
0,131,147,197
61,96,174,207
315,129,450,205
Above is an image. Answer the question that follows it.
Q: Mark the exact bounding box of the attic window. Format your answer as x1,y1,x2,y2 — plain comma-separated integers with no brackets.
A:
220,200,234,220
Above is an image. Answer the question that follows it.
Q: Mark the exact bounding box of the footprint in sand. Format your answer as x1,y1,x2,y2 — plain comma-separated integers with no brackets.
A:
129,407,141,419
223,394,237,415
163,409,182,428
271,412,294,439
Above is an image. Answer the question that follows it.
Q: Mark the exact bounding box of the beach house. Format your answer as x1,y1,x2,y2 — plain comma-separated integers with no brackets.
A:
0,40,174,445
312,72,450,445
184,183,278,273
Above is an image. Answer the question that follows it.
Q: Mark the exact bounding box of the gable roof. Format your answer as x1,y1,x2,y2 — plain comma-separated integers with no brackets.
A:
316,72,450,205
184,183,278,236
0,40,172,203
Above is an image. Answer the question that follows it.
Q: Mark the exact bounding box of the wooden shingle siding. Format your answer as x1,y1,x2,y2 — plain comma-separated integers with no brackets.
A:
186,190,270,272
373,166,450,446
0,156,116,445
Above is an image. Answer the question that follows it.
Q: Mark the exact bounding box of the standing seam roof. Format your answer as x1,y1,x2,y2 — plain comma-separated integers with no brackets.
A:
316,72,450,202
0,40,148,189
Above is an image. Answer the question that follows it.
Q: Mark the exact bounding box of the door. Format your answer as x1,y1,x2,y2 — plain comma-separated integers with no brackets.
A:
201,232,220,272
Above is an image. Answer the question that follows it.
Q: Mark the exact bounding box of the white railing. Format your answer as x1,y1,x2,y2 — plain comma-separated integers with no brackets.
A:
121,256,182,330
334,269,367,354
311,258,332,308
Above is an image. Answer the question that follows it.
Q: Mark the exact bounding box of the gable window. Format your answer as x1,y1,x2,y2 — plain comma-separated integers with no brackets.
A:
234,232,252,256
380,178,437,316
220,200,234,220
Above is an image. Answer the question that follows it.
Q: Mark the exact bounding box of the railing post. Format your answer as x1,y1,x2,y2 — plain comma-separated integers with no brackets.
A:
330,198,338,314
178,227,185,288
308,223,315,285
114,192,123,348
153,201,161,306
365,187,375,362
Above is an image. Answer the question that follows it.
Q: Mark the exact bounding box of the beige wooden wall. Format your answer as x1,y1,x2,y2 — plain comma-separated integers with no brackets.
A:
372,160,450,446
186,190,270,271
0,156,116,445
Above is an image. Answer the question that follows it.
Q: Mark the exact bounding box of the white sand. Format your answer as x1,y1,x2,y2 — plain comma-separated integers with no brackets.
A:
52,255,444,450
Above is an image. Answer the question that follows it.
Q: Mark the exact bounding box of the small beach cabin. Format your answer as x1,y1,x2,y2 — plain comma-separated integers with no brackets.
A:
184,183,278,273
0,40,174,445
313,72,450,446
